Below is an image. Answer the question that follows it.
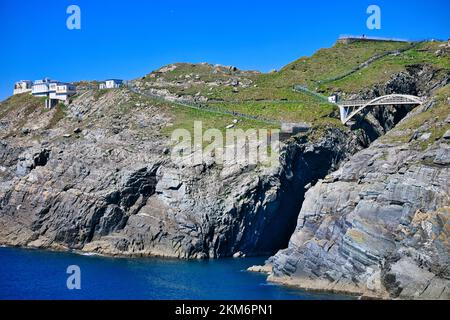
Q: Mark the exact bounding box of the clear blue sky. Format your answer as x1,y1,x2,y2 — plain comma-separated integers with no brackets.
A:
0,0,449,100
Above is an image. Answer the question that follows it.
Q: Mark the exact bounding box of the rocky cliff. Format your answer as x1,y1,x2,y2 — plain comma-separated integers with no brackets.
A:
268,85,450,299
0,88,365,259
1,39,449,300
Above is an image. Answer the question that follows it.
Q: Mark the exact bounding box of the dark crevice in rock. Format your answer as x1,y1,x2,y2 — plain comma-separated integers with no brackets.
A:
268,66,450,298
86,206,107,243
227,128,364,258
258,140,346,252
354,105,416,142
349,63,445,142
14,148,51,177
33,149,50,168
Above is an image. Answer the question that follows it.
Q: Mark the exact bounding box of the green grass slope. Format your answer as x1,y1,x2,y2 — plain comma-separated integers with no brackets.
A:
138,39,449,130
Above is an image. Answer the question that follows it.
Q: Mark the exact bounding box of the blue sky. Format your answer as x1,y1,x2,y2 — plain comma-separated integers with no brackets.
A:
0,0,449,100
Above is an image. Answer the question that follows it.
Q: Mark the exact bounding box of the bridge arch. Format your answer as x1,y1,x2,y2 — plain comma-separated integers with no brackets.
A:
338,94,423,124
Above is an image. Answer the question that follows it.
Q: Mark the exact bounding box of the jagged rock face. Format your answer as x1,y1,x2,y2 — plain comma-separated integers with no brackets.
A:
270,96,450,299
0,132,361,259
352,63,450,141
358,64,449,99
0,89,363,259
1,46,448,300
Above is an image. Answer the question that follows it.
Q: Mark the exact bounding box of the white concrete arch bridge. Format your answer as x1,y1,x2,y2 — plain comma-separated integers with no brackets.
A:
337,94,424,124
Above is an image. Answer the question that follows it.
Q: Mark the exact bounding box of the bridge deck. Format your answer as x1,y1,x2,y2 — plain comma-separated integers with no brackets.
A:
338,95,424,107
337,94,424,124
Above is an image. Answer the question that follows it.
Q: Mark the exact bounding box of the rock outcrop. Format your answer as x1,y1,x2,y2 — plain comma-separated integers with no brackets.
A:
269,86,450,299
1,40,449,300
0,89,364,259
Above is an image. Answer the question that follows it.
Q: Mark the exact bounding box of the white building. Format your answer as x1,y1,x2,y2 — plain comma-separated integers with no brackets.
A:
99,79,124,89
31,78,57,97
32,78,77,108
13,80,33,95
328,94,339,104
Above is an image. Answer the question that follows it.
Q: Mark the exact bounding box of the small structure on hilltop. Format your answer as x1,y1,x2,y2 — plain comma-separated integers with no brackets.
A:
337,35,411,45
13,80,33,95
32,78,77,108
281,122,311,134
328,94,339,104
99,79,124,89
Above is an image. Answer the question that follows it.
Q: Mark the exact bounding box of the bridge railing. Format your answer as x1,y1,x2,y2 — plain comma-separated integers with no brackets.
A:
292,85,330,103
338,95,424,108
126,84,282,126
338,94,424,124
338,100,370,107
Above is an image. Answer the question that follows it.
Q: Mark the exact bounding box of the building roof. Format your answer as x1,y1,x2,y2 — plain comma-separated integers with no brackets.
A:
34,78,58,84
338,34,411,42
32,79,75,86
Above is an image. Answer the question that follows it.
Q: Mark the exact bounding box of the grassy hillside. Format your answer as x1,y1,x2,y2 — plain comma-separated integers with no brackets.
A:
0,93,44,119
138,39,449,130
319,41,450,93
382,84,450,149
124,92,281,136
0,94,47,137
259,40,412,88
3,39,448,139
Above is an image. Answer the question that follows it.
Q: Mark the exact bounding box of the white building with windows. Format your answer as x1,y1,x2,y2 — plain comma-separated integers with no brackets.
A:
31,78,57,97
54,83,77,101
31,78,77,108
13,80,33,95
99,79,124,89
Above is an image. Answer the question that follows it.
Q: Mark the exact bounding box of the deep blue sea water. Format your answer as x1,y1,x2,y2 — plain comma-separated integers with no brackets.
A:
0,247,348,300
